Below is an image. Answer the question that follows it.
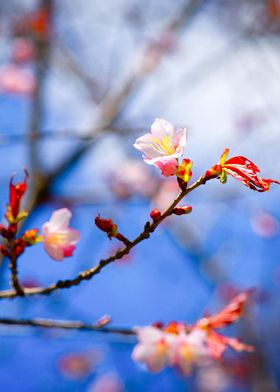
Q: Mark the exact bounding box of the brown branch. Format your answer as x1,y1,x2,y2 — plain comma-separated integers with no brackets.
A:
8,242,25,296
29,0,53,187
53,42,103,102
0,317,135,335
0,174,213,300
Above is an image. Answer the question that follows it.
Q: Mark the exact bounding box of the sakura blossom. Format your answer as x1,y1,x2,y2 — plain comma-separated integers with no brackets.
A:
134,118,187,176
169,328,210,375
42,208,80,261
132,324,210,374
132,326,176,372
132,293,254,375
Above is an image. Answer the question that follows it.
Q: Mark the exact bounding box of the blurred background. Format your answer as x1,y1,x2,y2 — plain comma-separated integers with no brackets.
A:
0,0,280,390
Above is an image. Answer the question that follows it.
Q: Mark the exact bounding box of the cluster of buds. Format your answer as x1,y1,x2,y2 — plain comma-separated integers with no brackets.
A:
0,171,42,258
132,292,254,374
134,118,280,194
150,205,193,223
0,172,80,262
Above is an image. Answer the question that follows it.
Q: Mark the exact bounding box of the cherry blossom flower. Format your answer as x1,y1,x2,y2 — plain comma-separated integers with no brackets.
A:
206,148,280,192
132,292,254,375
134,118,187,176
169,328,210,375
133,323,209,374
42,208,80,261
132,326,176,372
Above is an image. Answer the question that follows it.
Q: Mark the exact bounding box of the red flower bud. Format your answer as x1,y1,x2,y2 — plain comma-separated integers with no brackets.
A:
8,224,17,238
15,239,26,257
0,245,10,257
7,169,29,222
152,321,164,329
150,208,161,221
22,228,40,245
0,224,9,239
172,206,192,215
95,215,118,238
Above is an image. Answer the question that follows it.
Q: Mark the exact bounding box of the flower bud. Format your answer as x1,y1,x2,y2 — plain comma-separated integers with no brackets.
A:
0,245,10,257
152,321,164,329
15,239,26,256
95,215,118,238
150,208,161,221
22,229,41,245
8,169,29,222
96,315,112,328
172,206,192,215
0,224,9,239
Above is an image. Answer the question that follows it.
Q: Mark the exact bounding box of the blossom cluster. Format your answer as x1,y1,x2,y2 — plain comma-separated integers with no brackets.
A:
134,118,279,192
132,292,254,375
0,172,80,262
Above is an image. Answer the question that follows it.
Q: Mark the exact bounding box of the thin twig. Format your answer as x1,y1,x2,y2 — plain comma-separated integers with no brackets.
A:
8,242,25,296
29,0,53,189
0,174,213,300
0,317,135,335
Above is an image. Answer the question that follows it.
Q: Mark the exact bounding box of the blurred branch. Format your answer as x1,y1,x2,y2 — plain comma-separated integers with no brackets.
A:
2,0,206,212
43,0,207,187
53,41,103,102
0,0,207,281
29,0,53,190
8,242,24,296
0,173,215,299
0,317,134,335
0,125,143,145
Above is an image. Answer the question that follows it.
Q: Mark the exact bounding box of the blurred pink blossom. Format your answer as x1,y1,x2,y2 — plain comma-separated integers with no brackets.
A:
251,211,279,238
0,65,35,95
132,325,209,374
42,208,80,261
152,179,179,212
132,326,176,372
58,351,99,380
109,160,157,199
11,38,35,63
88,373,123,392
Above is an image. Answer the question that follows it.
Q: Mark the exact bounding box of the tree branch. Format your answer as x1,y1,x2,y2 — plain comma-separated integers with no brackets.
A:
0,174,213,300
0,317,134,335
8,243,25,296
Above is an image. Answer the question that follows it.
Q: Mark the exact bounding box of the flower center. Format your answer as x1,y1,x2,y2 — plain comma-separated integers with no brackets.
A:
46,232,67,245
151,134,176,155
